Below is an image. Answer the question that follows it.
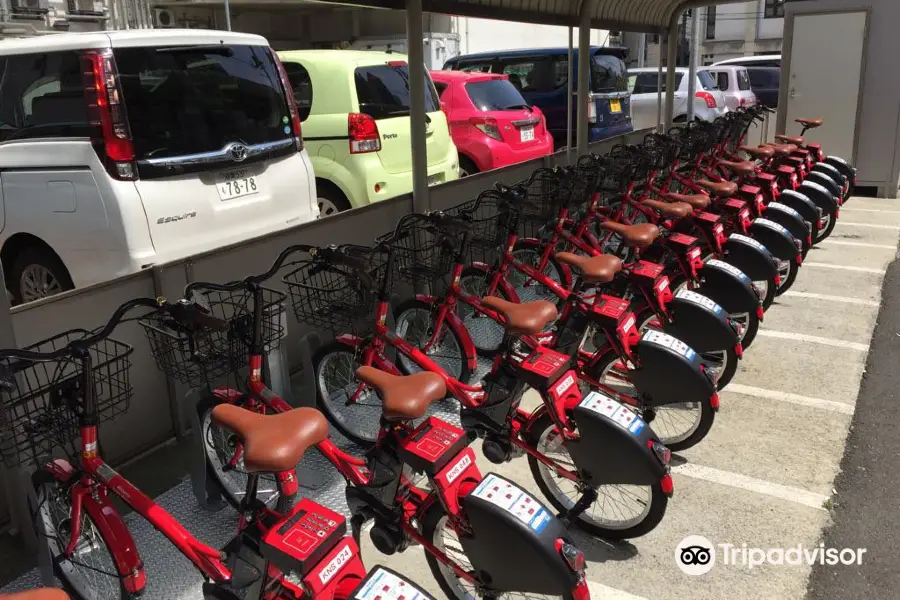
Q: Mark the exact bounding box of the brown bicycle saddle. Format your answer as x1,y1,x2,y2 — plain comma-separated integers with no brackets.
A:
356,367,446,421
480,296,558,336
555,252,623,284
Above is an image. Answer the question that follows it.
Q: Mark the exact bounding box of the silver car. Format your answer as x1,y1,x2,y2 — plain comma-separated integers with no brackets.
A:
627,67,729,130
699,65,758,111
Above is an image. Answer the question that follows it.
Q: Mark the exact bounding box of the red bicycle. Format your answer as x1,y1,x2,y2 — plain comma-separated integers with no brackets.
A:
1,298,428,600
173,246,591,600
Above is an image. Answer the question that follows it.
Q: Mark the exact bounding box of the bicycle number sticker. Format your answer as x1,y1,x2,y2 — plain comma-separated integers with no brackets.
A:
445,453,472,485
579,391,646,436
553,373,576,397
675,289,723,315
354,567,429,600
95,462,119,483
755,218,792,237
471,474,551,533
641,330,697,361
768,203,803,220
318,542,354,586
705,259,751,284
729,233,768,253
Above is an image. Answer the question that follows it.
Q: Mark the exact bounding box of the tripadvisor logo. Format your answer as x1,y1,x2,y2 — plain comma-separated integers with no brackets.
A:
676,536,867,575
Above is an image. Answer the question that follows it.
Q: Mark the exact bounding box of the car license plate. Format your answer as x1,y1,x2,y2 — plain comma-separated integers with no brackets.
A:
609,98,622,113
217,169,259,201
520,126,535,142
427,173,443,187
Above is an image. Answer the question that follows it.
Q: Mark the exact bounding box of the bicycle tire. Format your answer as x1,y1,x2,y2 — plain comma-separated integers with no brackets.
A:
813,209,838,244
392,298,473,385
313,340,382,447
774,258,800,297
30,471,135,600
524,411,668,539
583,350,715,451
419,500,575,600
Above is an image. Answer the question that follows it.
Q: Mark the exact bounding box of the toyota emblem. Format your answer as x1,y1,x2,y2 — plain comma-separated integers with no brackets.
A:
227,143,249,163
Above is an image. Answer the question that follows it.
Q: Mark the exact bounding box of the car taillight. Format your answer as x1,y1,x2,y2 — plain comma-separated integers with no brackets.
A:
588,94,597,124
470,116,502,141
697,91,717,109
81,50,135,181
739,97,746,107
271,51,303,151
648,440,671,465
556,539,586,572
348,113,382,154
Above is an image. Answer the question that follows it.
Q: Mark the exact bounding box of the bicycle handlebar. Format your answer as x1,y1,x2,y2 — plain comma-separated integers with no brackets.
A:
185,244,375,296
0,297,227,364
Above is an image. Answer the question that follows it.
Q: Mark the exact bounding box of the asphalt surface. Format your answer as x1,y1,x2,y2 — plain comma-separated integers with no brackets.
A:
2,195,898,600
806,229,900,599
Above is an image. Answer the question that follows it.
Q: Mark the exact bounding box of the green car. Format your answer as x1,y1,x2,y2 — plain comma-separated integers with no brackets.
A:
279,50,460,216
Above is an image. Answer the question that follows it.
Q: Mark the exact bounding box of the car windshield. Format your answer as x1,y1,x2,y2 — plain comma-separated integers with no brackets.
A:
354,63,439,120
114,45,292,162
592,54,628,93
737,69,752,91
465,79,530,111
698,70,719,91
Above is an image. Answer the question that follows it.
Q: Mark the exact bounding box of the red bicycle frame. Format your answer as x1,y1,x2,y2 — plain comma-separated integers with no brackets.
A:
45,422,368,600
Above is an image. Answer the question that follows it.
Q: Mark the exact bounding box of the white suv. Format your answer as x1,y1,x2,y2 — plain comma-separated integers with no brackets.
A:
0,29,318,305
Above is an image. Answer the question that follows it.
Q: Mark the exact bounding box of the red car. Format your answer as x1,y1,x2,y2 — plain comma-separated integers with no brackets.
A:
431,70,554,176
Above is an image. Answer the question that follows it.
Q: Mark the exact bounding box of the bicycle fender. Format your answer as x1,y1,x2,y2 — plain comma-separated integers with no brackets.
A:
777,190,820,226
80,477,147,594
748,219,801,261
565,392,665,486
631,331,716,407
665,289,739,353
798,181,838,216
764,204,810,245
722,234,778,282
697,260,761,315
459,473,579,596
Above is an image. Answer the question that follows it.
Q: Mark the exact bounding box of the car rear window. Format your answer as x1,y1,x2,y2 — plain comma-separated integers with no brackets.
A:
114,45,293,163
354,64,439,120
592,54,628,93
465,79,530,111
737,69,752,91
698,70,719,91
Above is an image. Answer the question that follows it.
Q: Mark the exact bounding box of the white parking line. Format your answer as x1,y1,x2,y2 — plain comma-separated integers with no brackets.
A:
757,330,870,351
835,222,900,230
587,581,649,600
838,207,900,214
822,240,897,250
803,262,886,274
671,463,830,510
724,383,855,415
781,290,880,307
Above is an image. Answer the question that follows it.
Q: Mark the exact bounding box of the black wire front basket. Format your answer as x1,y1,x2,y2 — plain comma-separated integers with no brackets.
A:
140,287,287,386
449,190,509,265
283,255,387,335
383,218,457,287
0,331,133,467
520,168,573,238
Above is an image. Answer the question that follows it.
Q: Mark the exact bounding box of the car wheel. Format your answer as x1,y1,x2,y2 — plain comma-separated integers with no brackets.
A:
458,156,479,178
317,185,351,218
9,246,74,305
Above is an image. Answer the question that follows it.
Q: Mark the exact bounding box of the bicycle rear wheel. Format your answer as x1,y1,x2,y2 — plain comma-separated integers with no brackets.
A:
30,472,134,600
393,298,472,384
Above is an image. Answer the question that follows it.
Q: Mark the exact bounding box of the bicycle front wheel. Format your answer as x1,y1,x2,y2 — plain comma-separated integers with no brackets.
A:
313,340,383,446
393,298,472,384
30,472,135,600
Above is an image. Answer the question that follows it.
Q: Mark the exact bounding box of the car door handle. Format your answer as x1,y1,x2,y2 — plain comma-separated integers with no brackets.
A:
789,88,797,98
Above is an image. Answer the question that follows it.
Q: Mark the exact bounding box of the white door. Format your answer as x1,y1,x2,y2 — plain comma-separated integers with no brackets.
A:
785,11,867,162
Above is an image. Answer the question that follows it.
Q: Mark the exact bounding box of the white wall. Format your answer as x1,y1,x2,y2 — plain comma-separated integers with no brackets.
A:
456,16,609,55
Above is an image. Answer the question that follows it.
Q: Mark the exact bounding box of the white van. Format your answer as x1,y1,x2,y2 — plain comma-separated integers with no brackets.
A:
0,29,318,305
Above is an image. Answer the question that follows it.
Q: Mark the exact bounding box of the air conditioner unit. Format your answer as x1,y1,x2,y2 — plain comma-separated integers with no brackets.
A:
67,0,106,16
154,8,176,28
10,0,50,14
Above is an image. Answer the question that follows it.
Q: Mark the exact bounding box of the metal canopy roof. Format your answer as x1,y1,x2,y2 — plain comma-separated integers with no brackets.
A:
312,0,746,33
